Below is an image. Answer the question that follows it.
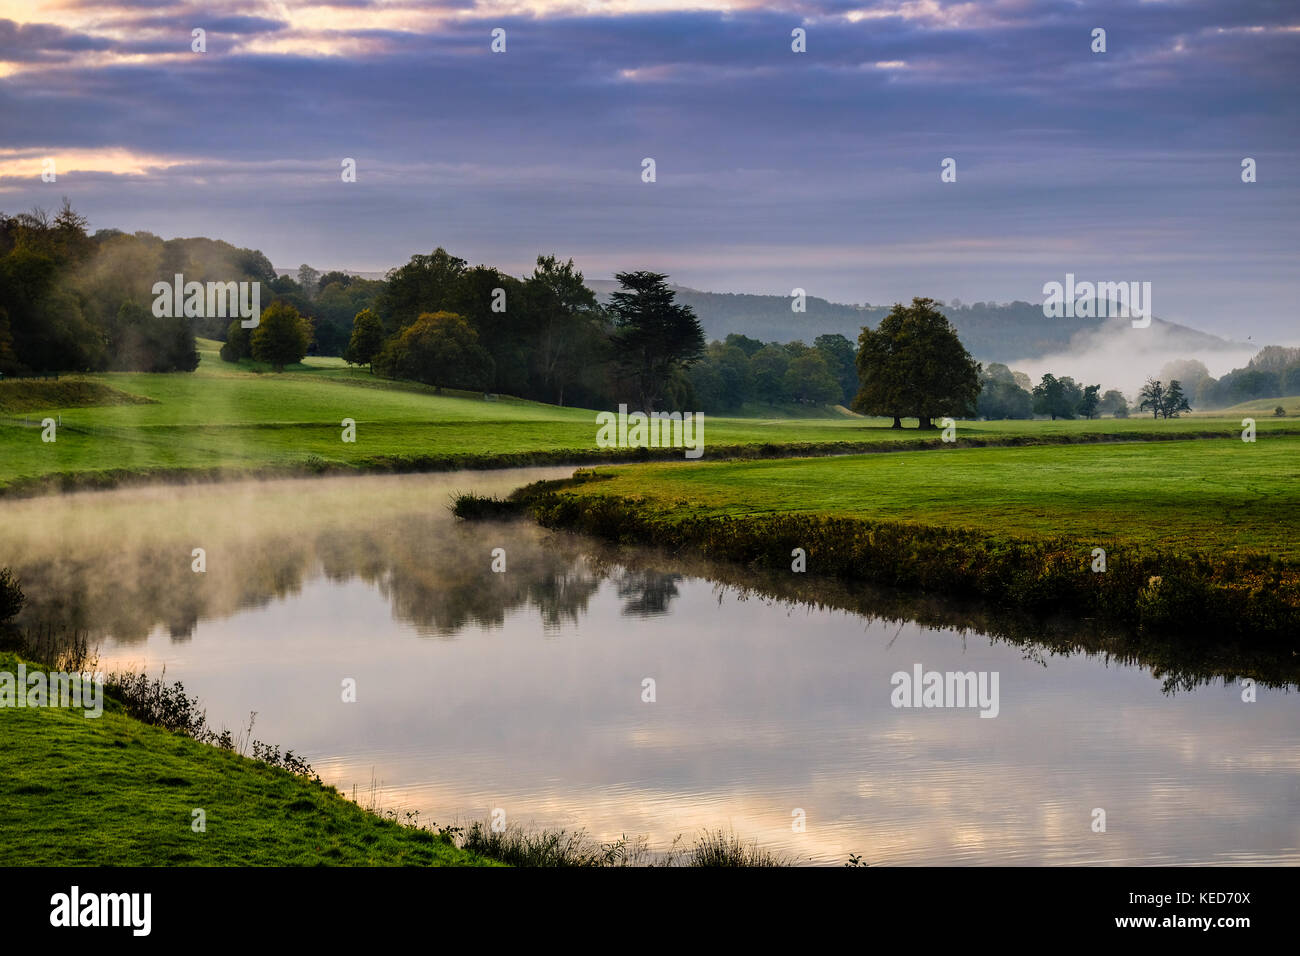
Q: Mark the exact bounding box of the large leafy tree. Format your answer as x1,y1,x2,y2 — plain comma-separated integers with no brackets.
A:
251,301,312,371
374,311,493,391
607,271,705,412
1032,373,1083,420
854,297,981,429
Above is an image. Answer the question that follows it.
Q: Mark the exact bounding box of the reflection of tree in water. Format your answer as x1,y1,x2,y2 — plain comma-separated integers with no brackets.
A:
7,496,1298,690
318,518,604,636
613,569,682,617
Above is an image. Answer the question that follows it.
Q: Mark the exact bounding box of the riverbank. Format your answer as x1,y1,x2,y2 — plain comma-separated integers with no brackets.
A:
0,649,802,866
477,437,1300,642
0,651,501,866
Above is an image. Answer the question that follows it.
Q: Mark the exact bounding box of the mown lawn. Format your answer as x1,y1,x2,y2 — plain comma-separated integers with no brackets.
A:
0,654,499,866
551,437,1300,560
1,338,1295,493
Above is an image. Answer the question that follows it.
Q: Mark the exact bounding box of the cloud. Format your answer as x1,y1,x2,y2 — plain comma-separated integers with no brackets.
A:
0,2,1295,338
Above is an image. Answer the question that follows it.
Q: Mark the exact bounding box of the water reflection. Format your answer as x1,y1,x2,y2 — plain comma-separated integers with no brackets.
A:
2,469,1297,865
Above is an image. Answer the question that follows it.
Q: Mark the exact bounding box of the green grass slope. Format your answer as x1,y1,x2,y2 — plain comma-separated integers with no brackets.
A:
0,654,499,867
1,338,1296,495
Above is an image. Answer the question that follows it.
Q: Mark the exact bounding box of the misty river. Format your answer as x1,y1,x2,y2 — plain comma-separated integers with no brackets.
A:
3,468,1297,865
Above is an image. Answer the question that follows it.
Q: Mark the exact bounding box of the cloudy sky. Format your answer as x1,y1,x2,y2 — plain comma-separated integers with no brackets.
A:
1,0,1297,340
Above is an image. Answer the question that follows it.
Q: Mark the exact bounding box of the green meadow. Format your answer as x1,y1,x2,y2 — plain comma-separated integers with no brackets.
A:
2,338,1296,495
542,437,1300,559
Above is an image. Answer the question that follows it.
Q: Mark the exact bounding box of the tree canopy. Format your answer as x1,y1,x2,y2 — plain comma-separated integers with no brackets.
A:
853,297,981,428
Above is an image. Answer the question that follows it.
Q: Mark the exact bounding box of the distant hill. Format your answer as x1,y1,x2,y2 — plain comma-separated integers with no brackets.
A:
585,281,1238,364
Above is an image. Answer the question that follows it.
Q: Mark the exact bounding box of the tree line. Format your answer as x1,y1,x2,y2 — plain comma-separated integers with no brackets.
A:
6,205,1295,419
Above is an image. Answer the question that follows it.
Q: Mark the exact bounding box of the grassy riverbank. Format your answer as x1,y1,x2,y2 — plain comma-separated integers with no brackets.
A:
0,652,500,866
2,339,1296,497
488,436,1300,640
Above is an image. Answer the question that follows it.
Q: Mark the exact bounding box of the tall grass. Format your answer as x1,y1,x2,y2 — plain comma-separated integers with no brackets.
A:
459,821,795,867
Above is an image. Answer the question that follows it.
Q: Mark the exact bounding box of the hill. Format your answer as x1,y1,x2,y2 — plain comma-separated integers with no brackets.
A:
585,280,1239,364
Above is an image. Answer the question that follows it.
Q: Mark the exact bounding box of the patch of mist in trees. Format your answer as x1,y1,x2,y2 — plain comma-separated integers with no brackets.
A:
1009,319,1258,402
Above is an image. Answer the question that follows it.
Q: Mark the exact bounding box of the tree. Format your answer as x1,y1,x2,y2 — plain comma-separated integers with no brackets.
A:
1159,358,1211,398
689,341,753,412
105,300,198,373
220,319,252,363
977,373,1033,420
607,271,705,412
1098,389,1129,418
1033,374,1083,420
784,351,841,405
750,344,790,405
344,308,385,371
317,270,352,292
1161,379,1191,418
378,247,467,333
814,333,858,406
297,264,320,301
1138,378,1166,419
724,333,765,358
523,255,606,405
853,298,980,429
251,301,312,371
1077,383,1101,419
374,311,493,391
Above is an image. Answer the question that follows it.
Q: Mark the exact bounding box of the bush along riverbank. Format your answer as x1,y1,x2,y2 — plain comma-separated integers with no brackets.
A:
464,475,1300,643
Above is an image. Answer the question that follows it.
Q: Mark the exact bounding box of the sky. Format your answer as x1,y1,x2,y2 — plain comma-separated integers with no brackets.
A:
1,0,1297,341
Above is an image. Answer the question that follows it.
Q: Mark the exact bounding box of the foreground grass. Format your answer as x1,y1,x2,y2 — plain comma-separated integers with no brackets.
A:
2,340,1296,495
0,653,499,867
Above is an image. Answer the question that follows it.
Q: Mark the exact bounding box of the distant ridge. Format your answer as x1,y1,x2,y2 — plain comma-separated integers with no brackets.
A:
275,268,1244,365
585,280,1240,364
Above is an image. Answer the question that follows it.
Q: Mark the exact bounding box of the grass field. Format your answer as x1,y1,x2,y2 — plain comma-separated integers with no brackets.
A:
548,438,1300,559
2,339,1296,495
0,653,499,866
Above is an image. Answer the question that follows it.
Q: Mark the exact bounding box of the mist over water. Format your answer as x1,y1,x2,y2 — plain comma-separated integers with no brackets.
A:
3,469,1297,865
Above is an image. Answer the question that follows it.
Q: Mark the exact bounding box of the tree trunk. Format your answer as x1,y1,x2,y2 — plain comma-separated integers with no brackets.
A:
891,416,902,429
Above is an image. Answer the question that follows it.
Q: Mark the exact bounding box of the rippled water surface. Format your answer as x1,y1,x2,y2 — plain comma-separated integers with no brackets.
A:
4,469,1297,865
